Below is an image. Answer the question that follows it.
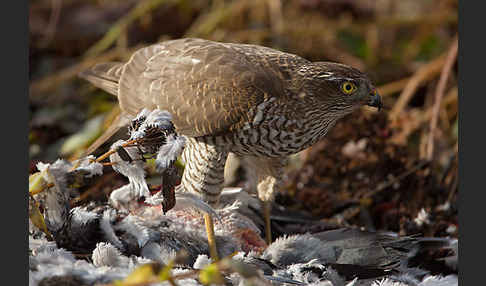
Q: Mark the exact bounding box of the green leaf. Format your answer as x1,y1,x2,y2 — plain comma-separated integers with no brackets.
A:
29,195,53,240
112,280,126,286
120,264,156,285
158,260,175,281
199,263,224,285
29,172,48,195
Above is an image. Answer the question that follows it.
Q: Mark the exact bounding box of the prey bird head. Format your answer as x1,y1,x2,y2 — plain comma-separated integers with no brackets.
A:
298,62,382,116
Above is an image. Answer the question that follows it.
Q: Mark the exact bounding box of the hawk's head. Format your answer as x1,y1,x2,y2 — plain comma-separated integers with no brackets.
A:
298,62,382,116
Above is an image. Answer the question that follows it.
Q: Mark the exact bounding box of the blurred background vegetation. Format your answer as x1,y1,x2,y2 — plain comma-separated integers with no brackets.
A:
29,0,458,237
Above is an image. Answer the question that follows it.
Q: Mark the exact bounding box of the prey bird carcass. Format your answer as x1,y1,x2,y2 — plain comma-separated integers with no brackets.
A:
29,123,457,285
107,108,187,214
29,156,458,286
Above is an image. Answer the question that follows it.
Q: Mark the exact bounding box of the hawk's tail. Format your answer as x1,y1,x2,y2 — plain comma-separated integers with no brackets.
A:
78,62,124,96
79,62,128,155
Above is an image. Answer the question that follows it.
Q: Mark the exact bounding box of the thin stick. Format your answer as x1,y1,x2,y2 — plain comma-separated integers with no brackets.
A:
39,0,62,48
184,0,243,38
204,213,219,261
389,87,457,145
30,47,139,98
389,53,447,120
426,36,458,161
377,77,412,97
95,139,138,162
364,161,429,199
84,0,174,57
68,138,138,172
267,0,284,36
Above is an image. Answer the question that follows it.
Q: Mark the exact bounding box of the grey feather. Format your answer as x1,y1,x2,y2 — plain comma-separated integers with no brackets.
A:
100,209,124,250
262,234,341,267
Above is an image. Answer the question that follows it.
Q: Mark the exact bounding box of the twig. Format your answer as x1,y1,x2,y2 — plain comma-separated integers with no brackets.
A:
94,139,138,162
84,0,176,57
389,87,457,145
34,140,135,196
332,161,433,222
267,0,284,36
167,270,199,282
425,35,458,161
389,53,447,120
184,0,245,38
377,77,413,97
447,173,458,203
39,0,62,48
441,151,458,205
365,24,379,66
364,160,429,199
447,155,458,203
30,46,140,99
331,161,429,222
66,138,138,173
423,87,458,119
377,11,457,27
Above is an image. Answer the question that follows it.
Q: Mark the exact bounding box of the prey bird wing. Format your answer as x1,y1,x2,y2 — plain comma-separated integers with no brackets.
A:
116,38,285,137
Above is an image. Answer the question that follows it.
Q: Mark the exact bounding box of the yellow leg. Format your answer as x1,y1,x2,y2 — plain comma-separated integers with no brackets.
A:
204,213,219,261
263,200,272,245
242,156,286,246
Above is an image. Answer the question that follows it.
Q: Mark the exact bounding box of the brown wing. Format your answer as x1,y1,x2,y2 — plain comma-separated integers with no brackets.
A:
117,38,285,137
225,43,311,88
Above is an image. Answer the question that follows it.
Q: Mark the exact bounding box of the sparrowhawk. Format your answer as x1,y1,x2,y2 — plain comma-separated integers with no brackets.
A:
80,38,382,258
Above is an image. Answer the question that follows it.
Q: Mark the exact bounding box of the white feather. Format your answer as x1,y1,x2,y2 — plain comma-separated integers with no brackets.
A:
155,134,186,171
92,242,130,268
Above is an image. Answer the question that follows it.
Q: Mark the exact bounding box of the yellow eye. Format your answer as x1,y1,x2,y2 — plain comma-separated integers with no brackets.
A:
341,82,357,94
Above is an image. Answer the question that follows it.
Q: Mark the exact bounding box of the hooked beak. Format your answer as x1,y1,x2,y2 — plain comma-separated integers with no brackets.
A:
367,89,382,111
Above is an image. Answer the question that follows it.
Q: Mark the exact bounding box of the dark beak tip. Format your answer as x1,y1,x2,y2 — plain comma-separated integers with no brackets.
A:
368,92,382,111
